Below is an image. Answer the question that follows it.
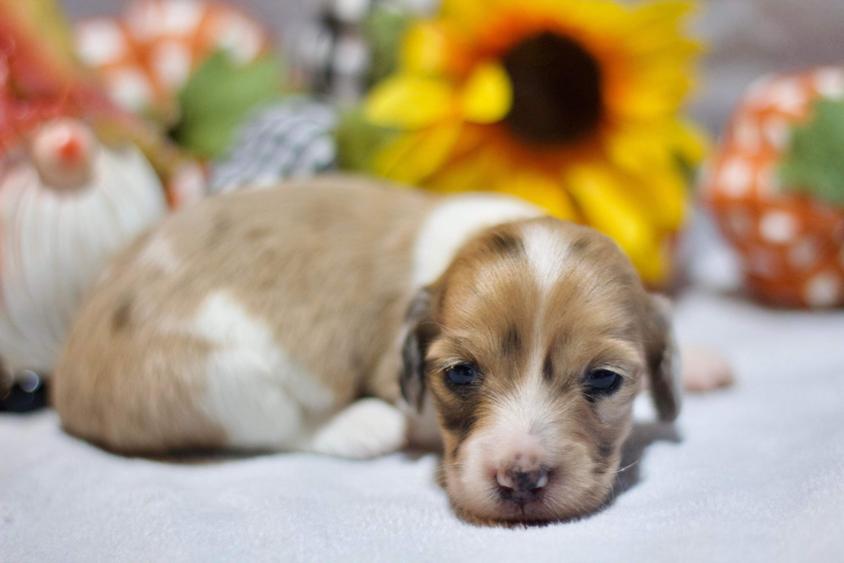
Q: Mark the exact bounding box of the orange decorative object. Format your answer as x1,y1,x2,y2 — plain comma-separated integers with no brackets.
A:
75,0,269,121
704,68,844,308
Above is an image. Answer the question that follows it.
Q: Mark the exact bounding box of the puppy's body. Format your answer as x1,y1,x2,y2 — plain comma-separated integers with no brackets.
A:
54,177,681,523
54,177,540,454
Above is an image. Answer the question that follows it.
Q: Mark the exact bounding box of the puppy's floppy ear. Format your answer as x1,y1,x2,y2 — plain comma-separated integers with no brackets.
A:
400,286,439,412
643,294,681,422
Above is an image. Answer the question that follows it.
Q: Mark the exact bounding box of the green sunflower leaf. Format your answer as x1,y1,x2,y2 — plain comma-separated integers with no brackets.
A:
363,6,414,86
335,107,399,172
172,50,285,159
779,97,844,205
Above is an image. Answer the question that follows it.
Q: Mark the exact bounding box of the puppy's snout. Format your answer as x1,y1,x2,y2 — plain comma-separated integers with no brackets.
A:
494,441,552,504
496,466,550,503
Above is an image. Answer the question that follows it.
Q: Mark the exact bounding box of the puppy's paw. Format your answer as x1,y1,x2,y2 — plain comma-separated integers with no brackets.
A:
681,345,735,392
309,398,408,459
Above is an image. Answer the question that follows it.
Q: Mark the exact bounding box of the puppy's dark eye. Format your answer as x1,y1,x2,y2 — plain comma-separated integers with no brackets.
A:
583,369,622,399
445,363,480,386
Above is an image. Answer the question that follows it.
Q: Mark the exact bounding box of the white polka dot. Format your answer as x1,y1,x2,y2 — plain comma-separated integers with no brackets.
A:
151,41,192,89
76,20,127,66
759,211,798,244
746,74,776,106
764,117,791,150
788,237,819,270
126,3,163,41
162,0,203,35
734,117,760,152
727,209,753,238
815,68,844,99
211,15,262,63
768,79,806,113
805,272,840,307
719,157,753,197
106,67,153,112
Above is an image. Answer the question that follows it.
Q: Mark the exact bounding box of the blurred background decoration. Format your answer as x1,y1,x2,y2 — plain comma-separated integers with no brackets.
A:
705,68,844,308
2,0,844,408
341,0,706,284
74,0,285,161
0,0,169,384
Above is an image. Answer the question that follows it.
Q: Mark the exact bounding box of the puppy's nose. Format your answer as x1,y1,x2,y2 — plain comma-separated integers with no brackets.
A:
496,467,550,503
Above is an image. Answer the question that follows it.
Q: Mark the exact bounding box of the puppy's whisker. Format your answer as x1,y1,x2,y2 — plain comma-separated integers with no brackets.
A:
615,458,640,474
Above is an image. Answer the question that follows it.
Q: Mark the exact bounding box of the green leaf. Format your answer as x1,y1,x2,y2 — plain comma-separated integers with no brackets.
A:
335,107,398,172
779,98,844,206
172,50,285,158
363,6,414,86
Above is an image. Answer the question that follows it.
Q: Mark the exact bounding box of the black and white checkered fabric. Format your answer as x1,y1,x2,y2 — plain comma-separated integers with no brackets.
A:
210,98,338,193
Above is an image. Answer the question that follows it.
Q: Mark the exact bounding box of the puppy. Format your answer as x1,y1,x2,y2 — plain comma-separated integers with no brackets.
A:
54,176,685,524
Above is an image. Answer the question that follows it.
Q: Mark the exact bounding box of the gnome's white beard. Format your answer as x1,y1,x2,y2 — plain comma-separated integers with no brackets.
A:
0,145,166,374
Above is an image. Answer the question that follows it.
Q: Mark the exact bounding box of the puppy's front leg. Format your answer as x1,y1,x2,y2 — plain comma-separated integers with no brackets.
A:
306,398,408,459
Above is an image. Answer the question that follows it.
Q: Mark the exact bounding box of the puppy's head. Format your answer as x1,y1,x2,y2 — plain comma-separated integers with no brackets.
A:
401,217,679,524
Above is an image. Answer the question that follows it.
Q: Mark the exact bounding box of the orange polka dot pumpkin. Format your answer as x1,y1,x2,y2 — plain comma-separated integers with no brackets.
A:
705,67,844,308
74,0,269,121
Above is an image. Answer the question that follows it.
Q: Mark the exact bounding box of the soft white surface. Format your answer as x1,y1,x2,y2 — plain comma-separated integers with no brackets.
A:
2,285,843,562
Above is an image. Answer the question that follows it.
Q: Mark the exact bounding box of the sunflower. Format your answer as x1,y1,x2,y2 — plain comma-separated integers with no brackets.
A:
362,0,706,283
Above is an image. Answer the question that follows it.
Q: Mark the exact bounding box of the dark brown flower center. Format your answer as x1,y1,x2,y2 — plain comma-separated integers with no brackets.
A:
501,31,603,145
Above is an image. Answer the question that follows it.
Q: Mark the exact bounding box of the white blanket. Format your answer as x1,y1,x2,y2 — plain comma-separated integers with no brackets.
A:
2,284,843,562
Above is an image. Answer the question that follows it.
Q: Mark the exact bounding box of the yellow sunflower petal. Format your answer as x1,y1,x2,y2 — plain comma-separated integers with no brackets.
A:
496,172,577,220
638,167,688,231
365,74,454,129
427,144,504,192
401,22,450,75
606,126,667,176
671,120,709,165
630,0,696,35
565,165,666,283
615,69,694,119
440,0,503,33
545,0,628,30
373,123,462,184
460,62,512,124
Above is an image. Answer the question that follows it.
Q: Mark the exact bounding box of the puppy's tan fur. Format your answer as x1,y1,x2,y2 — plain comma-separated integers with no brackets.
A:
54,177,679,524
55,178,433,451
406,219,674,523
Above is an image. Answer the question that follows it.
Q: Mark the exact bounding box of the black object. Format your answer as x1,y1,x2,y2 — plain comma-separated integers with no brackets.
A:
0,370,48,412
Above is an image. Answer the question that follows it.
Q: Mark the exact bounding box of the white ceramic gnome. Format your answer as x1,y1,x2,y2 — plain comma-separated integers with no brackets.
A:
0,118,166,376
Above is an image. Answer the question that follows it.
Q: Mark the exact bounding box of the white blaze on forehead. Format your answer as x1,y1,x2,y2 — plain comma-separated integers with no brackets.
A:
521,222,571,292
490,372,559,436
461,222,572,463
412,194,542,287
194,291,333,449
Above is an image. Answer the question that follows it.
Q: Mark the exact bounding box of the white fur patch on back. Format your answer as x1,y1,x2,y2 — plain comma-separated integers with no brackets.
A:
194,291,333,449
521,222,570,292
412,194,542,287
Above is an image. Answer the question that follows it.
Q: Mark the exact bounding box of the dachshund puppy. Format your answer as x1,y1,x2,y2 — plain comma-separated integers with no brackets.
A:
54,176,714,524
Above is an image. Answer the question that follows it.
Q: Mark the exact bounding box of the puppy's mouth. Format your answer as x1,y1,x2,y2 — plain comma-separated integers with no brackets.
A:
456,494,561,526
494,498,554,524
444,460,615,525
446,469,562,525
